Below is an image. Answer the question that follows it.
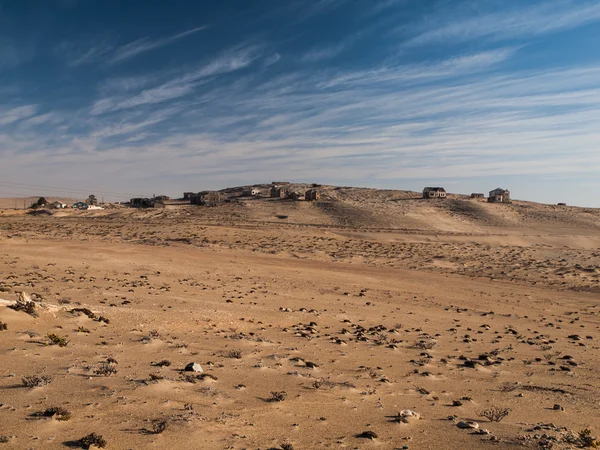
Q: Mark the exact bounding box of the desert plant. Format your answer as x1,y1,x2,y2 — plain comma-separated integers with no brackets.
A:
94,363,117,376
0,320,7,331
227,350,243,359
79,432,106,448
268,391,287,402
280,443,295,450
35,406,71,421
9,293,38,317
77,326,90,333
150,419,168,434
413,339,436,350
22,375,52,388
578,429,599,448
46,333,69,347
478,405,511,422
153,359,171,367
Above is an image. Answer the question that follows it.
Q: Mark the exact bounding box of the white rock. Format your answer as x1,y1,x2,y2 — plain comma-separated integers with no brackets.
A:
184,362,203,373
457,421,479,430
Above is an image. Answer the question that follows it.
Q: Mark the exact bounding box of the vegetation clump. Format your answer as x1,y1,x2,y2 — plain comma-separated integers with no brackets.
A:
478,405,511,422
9,292,38,317
22,375,52,388
79,432,107,449
268,391,287,402
34,406,71,421
94,363,118,376
46,333,69,347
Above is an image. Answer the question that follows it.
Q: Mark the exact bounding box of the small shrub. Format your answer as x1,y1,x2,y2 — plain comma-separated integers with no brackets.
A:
413,339,436,350
79,432,107,448
35,406,71,421
578,429,599,448
153,359,171,367
478,405,511,422
94,363,117,376
0,320,7,331
150,419,168,434
227,350,243,359
46,333,69,347
77,326,90,333
9,293,38,317
268,391,287,402
0,436,9,443
22,375,52,388
280,443,295,450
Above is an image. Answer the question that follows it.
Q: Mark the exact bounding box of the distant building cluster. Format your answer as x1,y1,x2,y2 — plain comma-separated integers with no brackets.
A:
127,183,323,209
423,187,512,203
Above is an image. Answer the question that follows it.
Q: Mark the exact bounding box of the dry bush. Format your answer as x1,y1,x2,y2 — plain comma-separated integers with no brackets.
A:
94,363,118,376
478,405,511,422
22,375,52,388
227,350,243,359
575,429,600,448
0,320,7,331
9,295,38,317
150,419,168,434
413,339,436,350
268,391,287,402
46,333,69,347
152,359,171,367
34,406,71,421
79,432,107,448
77,326,90,333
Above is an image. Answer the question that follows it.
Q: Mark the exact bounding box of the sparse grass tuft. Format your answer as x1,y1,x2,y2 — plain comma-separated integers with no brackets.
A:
413,339,436,350
478,405,511,422
35,406,71,421
46,333,69,347
268,391,287,402
79,432,107,448
22,375,52,388
94,363,118,376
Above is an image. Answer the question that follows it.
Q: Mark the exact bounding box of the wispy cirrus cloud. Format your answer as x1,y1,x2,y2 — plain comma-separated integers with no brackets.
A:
91,44,261,114
301,42,348,63
55,39,115,67
0,105,38,126
109,26,208,63
406,0,600,46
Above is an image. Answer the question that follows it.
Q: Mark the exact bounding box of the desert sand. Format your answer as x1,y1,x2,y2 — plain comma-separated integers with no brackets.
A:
1,185,599,449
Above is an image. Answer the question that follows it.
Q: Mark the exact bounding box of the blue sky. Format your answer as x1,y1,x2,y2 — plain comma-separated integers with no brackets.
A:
1,0,600,206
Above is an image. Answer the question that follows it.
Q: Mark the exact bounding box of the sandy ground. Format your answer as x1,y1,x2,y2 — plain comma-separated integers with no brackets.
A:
1,192,599,449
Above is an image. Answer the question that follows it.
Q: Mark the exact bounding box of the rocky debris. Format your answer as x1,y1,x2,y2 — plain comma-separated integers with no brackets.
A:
184,362,203,373
457,421,479,430
395,410,421,423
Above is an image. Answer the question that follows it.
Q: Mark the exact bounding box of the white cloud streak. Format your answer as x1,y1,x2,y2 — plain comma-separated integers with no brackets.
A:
109,26,208,63
406,0,600,46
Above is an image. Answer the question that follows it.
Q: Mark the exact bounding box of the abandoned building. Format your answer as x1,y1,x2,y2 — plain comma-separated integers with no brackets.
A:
288,191,303,201
422,187,447,199
270,186,288,198
130,198,154,208
471,193,485,199
242,188,261,197
305,189,321,201
488,188,511,203
183,192,196,200
50,201,67,209
190,191,227,206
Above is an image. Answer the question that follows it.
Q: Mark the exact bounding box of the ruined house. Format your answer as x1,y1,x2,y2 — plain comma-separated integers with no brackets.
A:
471,193,485,199
422,187,447,199
130,198,154,208
305,189,321,201
488,188,511,203
270,186,288,198
242,188,261,197
191,191,227,206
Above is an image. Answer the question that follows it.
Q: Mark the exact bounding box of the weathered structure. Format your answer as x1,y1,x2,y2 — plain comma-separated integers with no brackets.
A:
488,188,511,203
242,188,261,197
305,189,321,201
471,193,485,198
288,191,303,201
422,187,447,199
73,202,89,210
130,198,154,208
270,186,288,198
183,192,195,200
190,191,227,206
50,201,67,209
